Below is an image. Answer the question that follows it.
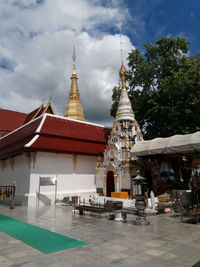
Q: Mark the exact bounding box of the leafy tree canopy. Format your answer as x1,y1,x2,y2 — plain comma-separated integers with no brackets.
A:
111,37,200,139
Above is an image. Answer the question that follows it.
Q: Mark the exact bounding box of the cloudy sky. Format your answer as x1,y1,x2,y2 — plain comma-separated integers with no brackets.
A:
0,0,199,126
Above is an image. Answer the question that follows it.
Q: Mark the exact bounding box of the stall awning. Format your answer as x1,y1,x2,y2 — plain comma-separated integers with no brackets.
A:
131,131,200,156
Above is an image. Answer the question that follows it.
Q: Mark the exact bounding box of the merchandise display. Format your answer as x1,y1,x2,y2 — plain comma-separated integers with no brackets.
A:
0,185,16,208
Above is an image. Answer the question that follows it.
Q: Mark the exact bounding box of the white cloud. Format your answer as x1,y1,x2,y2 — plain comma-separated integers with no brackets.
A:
0,0,134,125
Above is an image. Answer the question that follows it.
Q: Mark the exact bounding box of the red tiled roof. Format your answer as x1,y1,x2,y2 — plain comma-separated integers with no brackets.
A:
23,103,55,124
0,104,56,136
23,106,43,124
29,136,106,155
39,116,109,143
0,116,43,158
0,109,27,135
0,114,109,159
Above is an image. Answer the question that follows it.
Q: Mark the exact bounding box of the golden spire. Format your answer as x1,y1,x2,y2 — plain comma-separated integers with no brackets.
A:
119,62,128,92
64,47,85,121
119,35,127,92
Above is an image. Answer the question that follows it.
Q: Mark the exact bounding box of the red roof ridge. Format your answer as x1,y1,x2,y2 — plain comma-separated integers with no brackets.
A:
23,104,44,124
0,113,44,141
23,103,55,125
41,113,105,129
0,113,106,142
43,103,55,115
35,113,48,133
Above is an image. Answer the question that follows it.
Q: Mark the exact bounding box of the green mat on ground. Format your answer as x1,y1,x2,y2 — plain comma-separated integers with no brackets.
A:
0,215,87,254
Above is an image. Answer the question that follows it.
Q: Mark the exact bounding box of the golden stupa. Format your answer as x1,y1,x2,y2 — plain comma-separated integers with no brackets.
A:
64,48,85,121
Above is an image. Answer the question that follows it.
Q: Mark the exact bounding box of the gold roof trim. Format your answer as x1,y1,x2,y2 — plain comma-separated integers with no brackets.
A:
116,109,134,116
43,102,55,115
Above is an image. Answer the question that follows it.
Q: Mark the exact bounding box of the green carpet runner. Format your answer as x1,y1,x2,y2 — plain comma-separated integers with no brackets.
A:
0,214,87,253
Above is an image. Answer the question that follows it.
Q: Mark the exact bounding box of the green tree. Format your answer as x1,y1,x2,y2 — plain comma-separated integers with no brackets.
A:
111,37,200,139
111,86,120,118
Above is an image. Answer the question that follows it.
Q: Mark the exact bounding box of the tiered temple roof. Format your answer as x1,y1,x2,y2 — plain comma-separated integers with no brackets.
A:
0,103,55,137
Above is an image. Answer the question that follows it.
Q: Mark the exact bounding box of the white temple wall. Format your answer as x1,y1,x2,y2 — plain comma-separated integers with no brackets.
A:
28,152,97,206
1,152,97,206
0,155,30,205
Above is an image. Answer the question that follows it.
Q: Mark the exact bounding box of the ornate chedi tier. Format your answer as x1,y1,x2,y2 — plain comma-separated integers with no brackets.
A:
95,61,143,198
112,62,143,146
115,62,135,122
64,54,85,121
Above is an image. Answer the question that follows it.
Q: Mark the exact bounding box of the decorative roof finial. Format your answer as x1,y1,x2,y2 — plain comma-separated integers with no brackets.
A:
72,46,76,63
115,35,135,122
72,46,76,74
120,34,123,63
119,35,127,92
119,62,127,92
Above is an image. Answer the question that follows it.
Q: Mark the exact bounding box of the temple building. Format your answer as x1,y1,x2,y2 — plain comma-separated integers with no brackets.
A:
0,50,143,205
95,62,143,197
0,54,108,206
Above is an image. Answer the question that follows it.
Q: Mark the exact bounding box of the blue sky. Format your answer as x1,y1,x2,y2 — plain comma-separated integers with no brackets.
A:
0,0,199,125
123,0,200,55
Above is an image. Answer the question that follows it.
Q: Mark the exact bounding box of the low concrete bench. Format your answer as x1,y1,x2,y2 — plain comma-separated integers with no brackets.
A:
75,200,123,218
76,204,111,218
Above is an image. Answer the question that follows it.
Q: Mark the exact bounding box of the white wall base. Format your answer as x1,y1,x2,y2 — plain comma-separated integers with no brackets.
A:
0,152,98,206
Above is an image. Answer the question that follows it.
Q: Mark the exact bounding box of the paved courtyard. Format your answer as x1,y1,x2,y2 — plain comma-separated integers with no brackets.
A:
0,204,200,267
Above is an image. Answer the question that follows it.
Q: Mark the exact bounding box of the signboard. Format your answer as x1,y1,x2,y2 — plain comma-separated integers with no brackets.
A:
39,177,57,186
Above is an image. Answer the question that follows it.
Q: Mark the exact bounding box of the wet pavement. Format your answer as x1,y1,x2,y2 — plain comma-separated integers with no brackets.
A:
0,204,200,267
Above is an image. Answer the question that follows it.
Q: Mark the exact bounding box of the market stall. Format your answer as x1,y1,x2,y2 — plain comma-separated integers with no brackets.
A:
131,131,200,217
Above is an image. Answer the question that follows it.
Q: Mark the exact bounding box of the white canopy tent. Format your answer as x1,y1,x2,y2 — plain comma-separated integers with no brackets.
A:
131,131,200,156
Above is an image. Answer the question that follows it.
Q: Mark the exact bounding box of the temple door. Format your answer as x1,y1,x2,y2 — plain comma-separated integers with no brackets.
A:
106,171,115,197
